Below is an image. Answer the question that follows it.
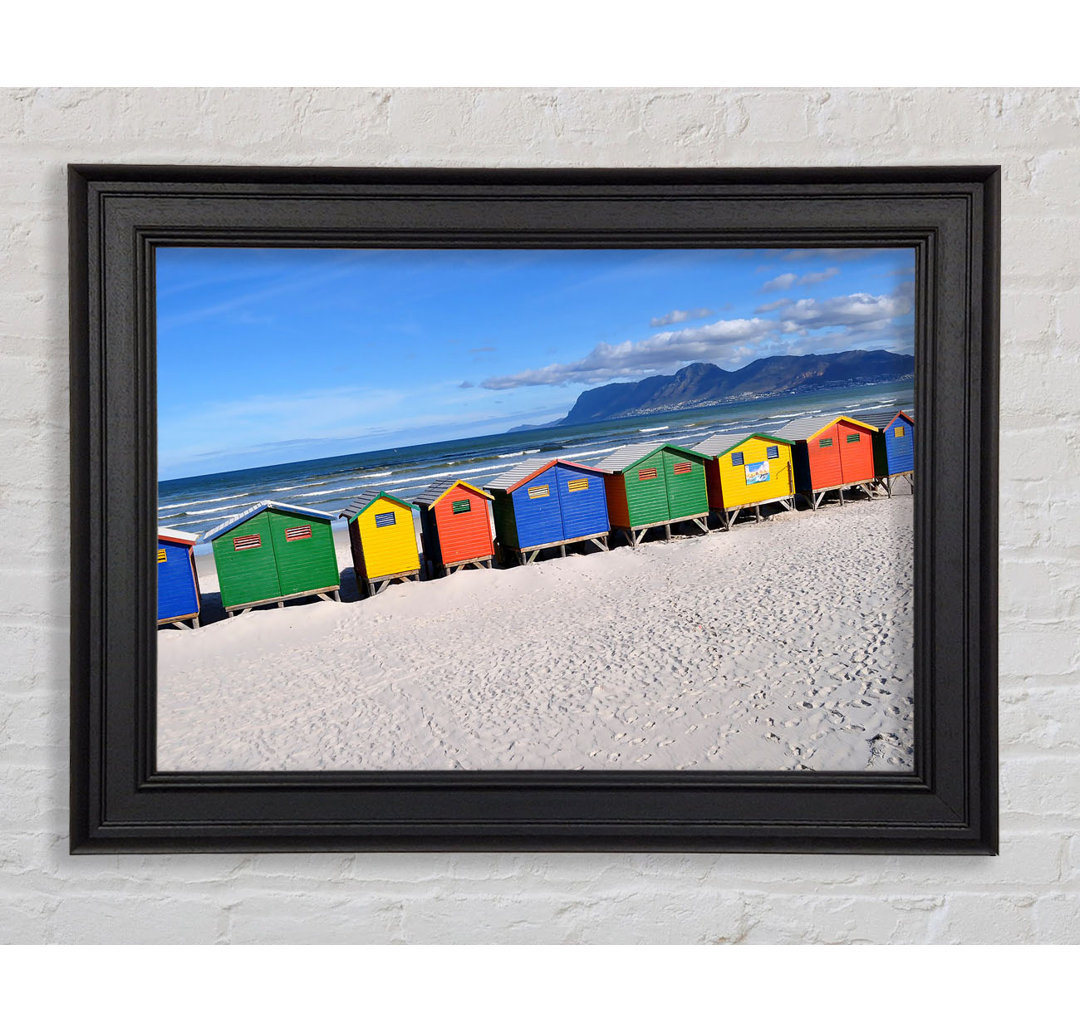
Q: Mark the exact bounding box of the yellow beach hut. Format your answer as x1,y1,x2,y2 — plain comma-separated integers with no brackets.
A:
693,431,796,530
339,489,421,597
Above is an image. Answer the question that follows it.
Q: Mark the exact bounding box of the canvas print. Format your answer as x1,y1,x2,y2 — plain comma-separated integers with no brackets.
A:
155,247,916,772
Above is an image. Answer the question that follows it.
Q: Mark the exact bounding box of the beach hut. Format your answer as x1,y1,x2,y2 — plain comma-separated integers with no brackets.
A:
340,489,421,596
777,414,879,510
693,432,796,530
848,409,915,496
204,501,341,615
484,458,610,564
413,478,495,577
595,442,710,547
157,528,201,629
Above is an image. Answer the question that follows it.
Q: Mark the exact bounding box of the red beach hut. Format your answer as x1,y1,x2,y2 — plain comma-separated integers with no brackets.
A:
778,414,879,510
413,478,495,577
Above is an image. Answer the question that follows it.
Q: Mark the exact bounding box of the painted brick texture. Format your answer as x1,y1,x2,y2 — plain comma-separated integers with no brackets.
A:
1,87,1077,943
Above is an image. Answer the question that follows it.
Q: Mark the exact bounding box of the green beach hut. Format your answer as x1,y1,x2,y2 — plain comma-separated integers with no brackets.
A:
595,442,711,546
204,501,341,615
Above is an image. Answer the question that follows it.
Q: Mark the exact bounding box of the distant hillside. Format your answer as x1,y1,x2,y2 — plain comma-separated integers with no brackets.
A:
555,350,913,425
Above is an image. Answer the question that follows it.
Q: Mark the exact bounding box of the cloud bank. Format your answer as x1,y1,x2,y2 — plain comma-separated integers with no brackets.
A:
481,287,912,390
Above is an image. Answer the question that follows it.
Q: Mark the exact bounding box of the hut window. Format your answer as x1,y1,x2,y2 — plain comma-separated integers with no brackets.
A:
731,452,744,466
846,433,861,443
672,461,692,475
233,533,261,551
285,524,312,542
374,511,397,528
157,548,167,563
567,478,589,492
527,484,550,500
452,498,471,514
894,426,906,437
638,468,658,481
818,437,833,448
766,445,780,459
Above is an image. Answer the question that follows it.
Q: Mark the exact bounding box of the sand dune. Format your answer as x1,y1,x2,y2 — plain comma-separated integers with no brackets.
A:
157,491,914,772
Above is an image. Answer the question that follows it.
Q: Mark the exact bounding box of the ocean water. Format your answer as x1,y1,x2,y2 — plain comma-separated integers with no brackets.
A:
158,380,914,548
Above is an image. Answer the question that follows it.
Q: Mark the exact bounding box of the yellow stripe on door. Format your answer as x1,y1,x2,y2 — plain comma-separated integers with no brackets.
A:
157,548,167,563
527,484,550,499
567,478,588,492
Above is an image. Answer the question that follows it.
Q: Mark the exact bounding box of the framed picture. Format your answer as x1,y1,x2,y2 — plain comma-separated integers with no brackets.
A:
69,165,999,853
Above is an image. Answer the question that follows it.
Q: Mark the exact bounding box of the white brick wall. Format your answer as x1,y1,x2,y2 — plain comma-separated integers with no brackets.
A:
1,87,1076,944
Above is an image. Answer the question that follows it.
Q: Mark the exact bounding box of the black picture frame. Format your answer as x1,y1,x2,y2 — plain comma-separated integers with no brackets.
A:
68,165,999,854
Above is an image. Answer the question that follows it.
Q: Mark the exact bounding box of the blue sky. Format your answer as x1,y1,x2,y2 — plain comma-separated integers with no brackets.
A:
157,246,915,478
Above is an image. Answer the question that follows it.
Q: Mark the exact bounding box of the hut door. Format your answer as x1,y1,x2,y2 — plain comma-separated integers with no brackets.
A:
555,467,606,540
215,512,281,608
662,451,705,519
626,461,669,526
837,425,874,483
512,468,564,548
267,510,338,596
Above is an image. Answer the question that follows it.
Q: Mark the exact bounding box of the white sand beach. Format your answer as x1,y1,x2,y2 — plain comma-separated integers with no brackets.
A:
157,491,914,772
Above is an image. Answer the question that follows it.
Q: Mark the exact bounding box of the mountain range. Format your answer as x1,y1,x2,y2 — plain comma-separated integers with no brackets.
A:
511,350,914,430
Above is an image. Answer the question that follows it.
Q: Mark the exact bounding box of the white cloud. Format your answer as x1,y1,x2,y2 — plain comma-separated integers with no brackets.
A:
754,297,792,313
650,307,714,327
762,267,840,292
798,267,841,285
480,317,775,389
762,273,798,292
773,290,911,330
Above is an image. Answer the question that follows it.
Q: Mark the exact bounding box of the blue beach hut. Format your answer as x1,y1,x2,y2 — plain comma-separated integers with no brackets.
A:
157,528,201,629
850,408,915,496
484,458,610,564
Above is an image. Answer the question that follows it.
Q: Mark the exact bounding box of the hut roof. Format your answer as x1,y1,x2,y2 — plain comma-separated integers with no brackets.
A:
593,441,708,474
485,457,602,493
203,500,336,542
339,489,414,522
412,477,493,508
693,431,793,458
158,527,199,546
777,413,877,441
845,408,915,431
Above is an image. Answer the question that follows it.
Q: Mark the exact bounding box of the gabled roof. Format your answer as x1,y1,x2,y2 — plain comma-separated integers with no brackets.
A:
777,414,877,441
845,408,915,431
693,431,793,458
412,477,493,508
158,527,199,546
203,500,336,542
339,488,413,522
593,441,708,474
485,457,603,493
